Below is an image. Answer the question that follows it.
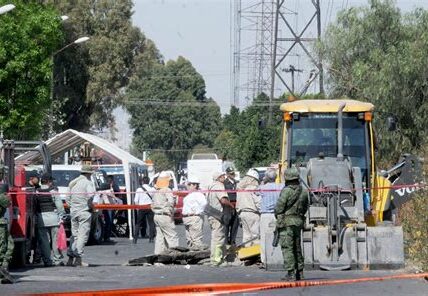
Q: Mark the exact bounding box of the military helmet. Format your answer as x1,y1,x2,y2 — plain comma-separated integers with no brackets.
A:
0,193,11,208
284,166,300,181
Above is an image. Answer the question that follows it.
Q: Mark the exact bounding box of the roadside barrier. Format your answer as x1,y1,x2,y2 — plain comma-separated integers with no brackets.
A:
35,272,428,295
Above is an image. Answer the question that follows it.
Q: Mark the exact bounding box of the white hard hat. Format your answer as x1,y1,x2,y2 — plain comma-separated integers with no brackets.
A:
212,171,226,181
187,175,200,184
246,168,259,181
159,171,170,178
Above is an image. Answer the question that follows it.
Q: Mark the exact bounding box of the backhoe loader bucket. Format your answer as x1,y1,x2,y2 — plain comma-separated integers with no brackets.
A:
264,225,404,271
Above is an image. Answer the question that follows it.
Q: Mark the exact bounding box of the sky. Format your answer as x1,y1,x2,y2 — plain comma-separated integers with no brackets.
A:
133,0,231,113
132,0,428,115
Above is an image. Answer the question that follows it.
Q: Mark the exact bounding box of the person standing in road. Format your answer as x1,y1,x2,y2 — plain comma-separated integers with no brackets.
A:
151,171,179,254
92,183,117,243
133,176,155,244
275,167,309,281
67,165,96,267
182,176,207,250
206,172,232,266
104,175,121,241
0,193,14,284
35,173,65,267
107,175,120,194
223,167,239,245
27,170,42,265
236,169,261,246
259,169,283,265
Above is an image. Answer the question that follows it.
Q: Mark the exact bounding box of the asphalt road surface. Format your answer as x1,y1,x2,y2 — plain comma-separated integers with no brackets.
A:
3,223,427,295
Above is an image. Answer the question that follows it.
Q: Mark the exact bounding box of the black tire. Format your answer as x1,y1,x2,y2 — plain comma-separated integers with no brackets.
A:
88,215,104,245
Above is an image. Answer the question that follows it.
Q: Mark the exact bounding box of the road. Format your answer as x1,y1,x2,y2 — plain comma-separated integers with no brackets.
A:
3,223,427,295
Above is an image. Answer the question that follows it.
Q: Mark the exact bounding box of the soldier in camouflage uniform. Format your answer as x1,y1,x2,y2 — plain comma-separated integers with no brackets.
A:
0,194,14,284
274,167,308,281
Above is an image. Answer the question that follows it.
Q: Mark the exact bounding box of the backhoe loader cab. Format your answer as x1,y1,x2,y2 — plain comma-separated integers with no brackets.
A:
279,100,373,189
265,99,407,270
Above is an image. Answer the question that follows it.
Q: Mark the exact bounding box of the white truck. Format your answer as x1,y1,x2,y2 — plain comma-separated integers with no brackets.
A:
187,153,223,189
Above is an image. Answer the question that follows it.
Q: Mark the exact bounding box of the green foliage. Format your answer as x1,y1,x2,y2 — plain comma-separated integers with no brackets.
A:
0,0,63,139
399,190,428,271
214,93,283,171
320,0,428,162
125,57,221,169
213,130,237,160
44,0,152,131
148,152,175,172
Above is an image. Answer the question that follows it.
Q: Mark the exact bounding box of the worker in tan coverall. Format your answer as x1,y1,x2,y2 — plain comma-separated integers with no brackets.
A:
67,165,96,267
236,168,261,246
206,172,233,266
151,171,179,255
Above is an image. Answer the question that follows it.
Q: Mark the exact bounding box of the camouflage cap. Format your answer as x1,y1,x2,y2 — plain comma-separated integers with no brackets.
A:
284,166,300,181
0,193,11,208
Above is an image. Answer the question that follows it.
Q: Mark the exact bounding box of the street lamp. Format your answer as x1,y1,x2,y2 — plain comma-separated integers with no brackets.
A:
53,36,90,56
48,36,90,138
74,36,90,44
0,4,15,15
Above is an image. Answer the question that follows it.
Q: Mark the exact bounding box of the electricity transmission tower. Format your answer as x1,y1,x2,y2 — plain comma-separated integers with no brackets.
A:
232,0,275,108
232,0,323,120
268,0,323,123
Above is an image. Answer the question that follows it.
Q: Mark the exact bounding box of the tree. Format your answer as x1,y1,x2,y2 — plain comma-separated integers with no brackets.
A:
44,0,152,132
320,0,428,161
125,56,221,169
214,93,283,171
0,0,63,139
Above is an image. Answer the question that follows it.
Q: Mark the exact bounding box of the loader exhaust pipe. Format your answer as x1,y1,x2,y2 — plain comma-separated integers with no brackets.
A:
337,103,346,161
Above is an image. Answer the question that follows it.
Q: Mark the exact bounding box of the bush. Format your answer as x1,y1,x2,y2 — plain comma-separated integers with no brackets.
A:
398,189,428,271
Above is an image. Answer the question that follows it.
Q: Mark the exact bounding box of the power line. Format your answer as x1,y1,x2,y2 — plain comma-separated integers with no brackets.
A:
124,98,284,107
135,72,234,80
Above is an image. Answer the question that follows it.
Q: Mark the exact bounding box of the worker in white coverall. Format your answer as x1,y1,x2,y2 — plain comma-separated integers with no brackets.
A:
182,176,208,250
206,172,233,266
236,169,261,246
151,171,179,254
67,165,96,267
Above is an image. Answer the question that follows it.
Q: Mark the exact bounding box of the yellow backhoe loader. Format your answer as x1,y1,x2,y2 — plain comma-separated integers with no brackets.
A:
264,99,423,270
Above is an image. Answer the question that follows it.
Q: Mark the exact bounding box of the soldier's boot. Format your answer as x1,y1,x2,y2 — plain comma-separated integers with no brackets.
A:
296,270,304,281
281,270,296,281
66,256,74,266
0,267,15,284
73,257,89,267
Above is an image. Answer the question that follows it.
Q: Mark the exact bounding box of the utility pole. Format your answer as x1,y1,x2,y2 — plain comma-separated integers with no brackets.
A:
283,65,303,94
